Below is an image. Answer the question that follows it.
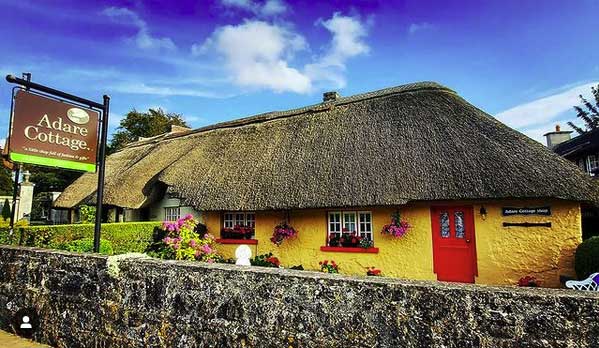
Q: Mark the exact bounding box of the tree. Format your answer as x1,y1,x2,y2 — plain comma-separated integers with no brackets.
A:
0,167,14,195
108,108,188,153
28,166,81,195
2,199,11,220
568,84,599,135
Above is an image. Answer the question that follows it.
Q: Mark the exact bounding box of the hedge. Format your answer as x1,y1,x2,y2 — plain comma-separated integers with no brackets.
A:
574,236,599,280
0,222,161,255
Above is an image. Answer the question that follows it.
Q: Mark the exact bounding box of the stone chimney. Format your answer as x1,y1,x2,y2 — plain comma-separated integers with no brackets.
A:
323,91,341,102
543,124,572,149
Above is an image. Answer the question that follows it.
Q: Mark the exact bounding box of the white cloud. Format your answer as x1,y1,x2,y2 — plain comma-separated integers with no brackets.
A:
102,7,176,51
110,82,232,98
193,13,370,93
221,0,253,9
219,0,287,16
408,22,434,34
495,82,599,129
496,81,599,143
261,0,287,16
305,13,370,89
200,20,310,93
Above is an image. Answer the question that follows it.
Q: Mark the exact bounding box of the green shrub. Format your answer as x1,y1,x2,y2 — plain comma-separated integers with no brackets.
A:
2,199,11,220
574,236,599,279
64,238,114,255
7,222,160,254
78,205,96,224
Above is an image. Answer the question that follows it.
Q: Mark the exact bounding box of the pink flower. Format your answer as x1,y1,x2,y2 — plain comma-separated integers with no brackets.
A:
189,239,197,248
207,259,215,264
202,245,212,254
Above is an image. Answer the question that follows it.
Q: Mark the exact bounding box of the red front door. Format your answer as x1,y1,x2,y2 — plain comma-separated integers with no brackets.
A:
431,206,477,283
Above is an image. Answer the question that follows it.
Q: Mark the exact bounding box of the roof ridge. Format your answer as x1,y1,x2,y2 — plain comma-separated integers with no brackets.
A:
119,81,454,151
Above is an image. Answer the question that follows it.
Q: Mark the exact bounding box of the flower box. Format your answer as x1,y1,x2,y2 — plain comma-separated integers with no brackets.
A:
221,226,254,240
320,246,379,254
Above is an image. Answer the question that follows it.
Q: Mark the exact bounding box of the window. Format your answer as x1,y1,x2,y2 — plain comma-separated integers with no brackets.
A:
578,158,587,172
589,155,599,175
440,212,450,238
343,212,356,233
359,212,372,240
164,207,180,221
454,212,465,239
328,210,373,241
223,213,234,228
222,211,255,228
328,212,341,237
246,213,255,228
235,213,245,227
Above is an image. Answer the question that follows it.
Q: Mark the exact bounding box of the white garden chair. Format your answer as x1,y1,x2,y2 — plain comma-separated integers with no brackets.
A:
565,273,599,291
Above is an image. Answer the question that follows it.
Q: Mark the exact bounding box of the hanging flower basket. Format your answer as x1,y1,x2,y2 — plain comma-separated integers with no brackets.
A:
271,221,298,246
381,211,410,238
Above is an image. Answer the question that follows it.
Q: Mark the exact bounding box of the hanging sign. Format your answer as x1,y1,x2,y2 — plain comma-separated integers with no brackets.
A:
502,206,551,216
8,90,99,172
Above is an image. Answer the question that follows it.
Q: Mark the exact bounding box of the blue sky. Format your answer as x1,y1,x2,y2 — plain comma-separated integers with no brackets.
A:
1,0,598,144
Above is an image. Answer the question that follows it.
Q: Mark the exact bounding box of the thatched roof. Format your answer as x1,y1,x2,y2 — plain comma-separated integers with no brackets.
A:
54,82,599,210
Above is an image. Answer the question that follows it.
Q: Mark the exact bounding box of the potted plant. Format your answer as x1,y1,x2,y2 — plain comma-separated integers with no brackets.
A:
366,267,382,276
518,275,541,287
221,225,254,239
328,234,341,247
359,238,373,249
270,221,298,246
340,231,361,247
319,259,339,273
381,211,410,238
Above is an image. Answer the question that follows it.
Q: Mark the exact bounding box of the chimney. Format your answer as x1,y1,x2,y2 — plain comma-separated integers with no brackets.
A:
543,124,572,149
323,91,340,102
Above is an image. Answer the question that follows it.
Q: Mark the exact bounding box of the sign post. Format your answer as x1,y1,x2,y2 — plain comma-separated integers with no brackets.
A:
5,74,109,252
94,95,110,253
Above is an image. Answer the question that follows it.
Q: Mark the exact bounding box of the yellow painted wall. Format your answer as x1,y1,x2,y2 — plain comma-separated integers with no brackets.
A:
471,200,580,288
205,199,581,287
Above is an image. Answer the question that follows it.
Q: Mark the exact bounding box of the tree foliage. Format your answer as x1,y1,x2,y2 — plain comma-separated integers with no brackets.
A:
109,108,188,153
0,167,13,195
28,166,81,195
1,199,11,220
568,85,599,134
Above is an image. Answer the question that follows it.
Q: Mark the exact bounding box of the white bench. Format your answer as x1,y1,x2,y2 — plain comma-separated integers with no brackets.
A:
565,272,599,291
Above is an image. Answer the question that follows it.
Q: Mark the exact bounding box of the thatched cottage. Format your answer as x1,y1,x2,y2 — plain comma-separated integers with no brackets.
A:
55,82,599,286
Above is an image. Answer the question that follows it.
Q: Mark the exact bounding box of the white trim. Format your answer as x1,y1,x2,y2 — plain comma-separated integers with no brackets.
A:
164,206,180,221
358,211,373,240
328,210,373,241
222,211,255,228
328,211,342,236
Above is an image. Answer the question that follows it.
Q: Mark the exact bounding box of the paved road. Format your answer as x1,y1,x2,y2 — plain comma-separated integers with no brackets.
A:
0,330,52,347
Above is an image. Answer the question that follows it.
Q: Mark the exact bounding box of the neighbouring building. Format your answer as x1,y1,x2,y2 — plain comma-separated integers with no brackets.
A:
545,125,599,239
0,171,34,222
55,82,599,287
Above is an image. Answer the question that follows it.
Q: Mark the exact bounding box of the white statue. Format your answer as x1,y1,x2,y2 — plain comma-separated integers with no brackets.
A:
235,245,252,266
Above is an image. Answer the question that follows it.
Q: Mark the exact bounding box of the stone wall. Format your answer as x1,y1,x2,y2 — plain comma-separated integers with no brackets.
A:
0,245,598,348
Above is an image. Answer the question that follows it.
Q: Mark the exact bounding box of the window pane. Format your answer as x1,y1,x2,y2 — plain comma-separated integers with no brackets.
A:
235,213,245,226
359,212,372,239
246,213,255,228
455,212,465,239
223,213,234,228
165,207,180,221
440,212,450,238
329,212,341,234
343,212,356,233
